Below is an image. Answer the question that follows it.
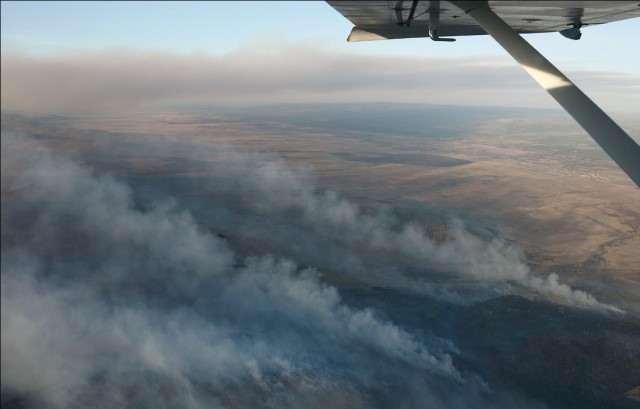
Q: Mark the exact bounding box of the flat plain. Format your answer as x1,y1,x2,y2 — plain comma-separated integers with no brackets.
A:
14,104,636,308
3,103,639,409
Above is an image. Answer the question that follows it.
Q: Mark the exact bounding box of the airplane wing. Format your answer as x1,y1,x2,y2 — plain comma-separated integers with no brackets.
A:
328,1,640,41
327,1,640,187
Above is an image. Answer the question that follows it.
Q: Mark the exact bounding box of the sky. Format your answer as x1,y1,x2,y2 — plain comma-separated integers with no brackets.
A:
1,1,639,113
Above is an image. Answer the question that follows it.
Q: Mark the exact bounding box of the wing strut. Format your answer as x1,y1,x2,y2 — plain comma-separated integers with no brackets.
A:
451,1,640,187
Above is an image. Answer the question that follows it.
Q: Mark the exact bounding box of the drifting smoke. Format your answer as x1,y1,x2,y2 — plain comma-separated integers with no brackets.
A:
208,153,621,313
2,47,639,115
1,130,618,408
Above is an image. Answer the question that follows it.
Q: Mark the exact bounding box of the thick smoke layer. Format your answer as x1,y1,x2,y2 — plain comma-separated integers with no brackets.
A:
2,130,615,408
2,46,639,115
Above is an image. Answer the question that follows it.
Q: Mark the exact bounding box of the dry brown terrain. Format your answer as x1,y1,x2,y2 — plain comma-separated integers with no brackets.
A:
6,106,639,310
4,106,640,409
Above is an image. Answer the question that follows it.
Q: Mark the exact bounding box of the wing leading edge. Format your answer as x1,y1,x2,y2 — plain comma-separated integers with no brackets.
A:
328,1,640,41
327,0,640,187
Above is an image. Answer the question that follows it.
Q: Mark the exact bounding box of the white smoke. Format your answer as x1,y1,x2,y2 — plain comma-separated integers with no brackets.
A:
242,160,621,313
2,131,479,409
2,128,619,409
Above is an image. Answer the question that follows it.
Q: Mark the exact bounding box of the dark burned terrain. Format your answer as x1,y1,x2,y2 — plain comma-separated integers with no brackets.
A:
342,288,640,409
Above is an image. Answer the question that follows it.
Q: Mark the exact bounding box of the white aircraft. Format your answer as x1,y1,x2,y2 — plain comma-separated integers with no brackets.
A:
327,1,640,187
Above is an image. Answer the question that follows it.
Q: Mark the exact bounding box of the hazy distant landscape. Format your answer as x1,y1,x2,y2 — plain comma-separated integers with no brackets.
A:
2,103,639,409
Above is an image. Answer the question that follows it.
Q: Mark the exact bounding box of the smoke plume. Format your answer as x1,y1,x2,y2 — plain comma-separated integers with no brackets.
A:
2,129,617,408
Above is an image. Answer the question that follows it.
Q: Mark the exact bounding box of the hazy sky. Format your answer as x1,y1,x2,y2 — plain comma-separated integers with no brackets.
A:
1,1,639,113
